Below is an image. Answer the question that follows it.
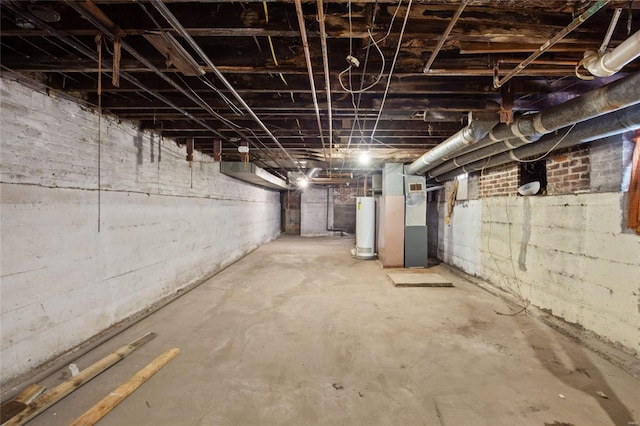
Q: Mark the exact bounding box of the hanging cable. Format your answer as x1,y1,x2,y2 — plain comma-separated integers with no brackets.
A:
511,124,577,163
369,0,413,144
95,33,102,233
262,2,288,86
339,0,382,173
338,30,386,94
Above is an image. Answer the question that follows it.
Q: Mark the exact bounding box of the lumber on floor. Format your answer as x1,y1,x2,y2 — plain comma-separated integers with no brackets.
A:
70,348,180,426
387,272,454,287
4,332,156,426
0,384,46,424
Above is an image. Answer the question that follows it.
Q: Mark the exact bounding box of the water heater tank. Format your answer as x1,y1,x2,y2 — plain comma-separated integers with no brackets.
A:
355,197,377,259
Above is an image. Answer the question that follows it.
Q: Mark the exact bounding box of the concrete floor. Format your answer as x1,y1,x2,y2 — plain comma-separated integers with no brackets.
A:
27,236,638,425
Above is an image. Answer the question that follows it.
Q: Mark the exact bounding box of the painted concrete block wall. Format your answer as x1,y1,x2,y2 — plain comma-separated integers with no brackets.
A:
300,186,332,236
439,196,482,276
0,77,281,383
438,137,640,353
477,193,639,353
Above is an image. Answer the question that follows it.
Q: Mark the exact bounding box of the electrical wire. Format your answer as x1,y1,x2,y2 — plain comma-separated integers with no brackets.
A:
478,158,531,316
361,0,403,50
369,0,412,144
338,30,386,94
339,0,389,173
511,123,577,163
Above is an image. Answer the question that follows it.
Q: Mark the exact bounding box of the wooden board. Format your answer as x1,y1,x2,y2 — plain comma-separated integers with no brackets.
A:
5,332,156,426
387,272,453,287
70,348,179,426
0,384,46,424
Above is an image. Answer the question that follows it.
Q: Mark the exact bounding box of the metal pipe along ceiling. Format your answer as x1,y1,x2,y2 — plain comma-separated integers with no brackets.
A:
293,0,329,169
317,0,333,176
432,104,640,182
423,0,468,73
64,0,291,171
452,70,640,161
405,117,498,175
65,1,228,136
149,0,303,174
582,29,640,77
493,0,610,88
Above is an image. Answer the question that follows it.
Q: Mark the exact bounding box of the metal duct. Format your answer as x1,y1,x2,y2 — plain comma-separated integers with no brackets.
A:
490,70,640,142
432,104,640,182
306,167,322,179
409,70,639,176
582,30,640,77
406,116,497,175
451,70,640,160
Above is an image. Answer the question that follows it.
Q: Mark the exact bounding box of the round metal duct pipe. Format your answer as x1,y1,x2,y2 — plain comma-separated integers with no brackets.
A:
405,117,497,175
432,104,640,182
451,71,640,160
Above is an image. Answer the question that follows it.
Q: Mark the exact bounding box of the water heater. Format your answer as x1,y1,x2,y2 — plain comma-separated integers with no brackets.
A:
355,197,376,259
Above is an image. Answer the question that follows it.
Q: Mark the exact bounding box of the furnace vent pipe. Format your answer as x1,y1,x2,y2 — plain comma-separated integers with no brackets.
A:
306,167,322,179
432,104,640,182
406,117,497,175
485,70,640,142
451,70,640,160
581,29,640,77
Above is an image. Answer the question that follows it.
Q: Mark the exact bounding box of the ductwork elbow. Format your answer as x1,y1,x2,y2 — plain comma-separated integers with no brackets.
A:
582,30,640,77
306,167,322,179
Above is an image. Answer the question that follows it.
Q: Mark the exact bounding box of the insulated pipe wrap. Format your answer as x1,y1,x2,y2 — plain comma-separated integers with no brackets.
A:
450,71,640,161
537,71,640,131
433,104,640,182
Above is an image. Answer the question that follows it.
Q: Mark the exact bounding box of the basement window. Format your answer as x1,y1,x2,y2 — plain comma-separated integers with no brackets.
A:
456,173,469,200
519,161,546,195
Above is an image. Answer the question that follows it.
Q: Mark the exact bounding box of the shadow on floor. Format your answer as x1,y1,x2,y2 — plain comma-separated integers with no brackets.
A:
526,324,636,425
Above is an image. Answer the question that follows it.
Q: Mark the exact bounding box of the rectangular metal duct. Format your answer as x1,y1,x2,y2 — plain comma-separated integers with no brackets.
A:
220,162,288,190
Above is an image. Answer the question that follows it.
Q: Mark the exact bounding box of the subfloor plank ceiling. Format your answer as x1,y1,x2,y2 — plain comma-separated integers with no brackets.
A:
1,0,639,182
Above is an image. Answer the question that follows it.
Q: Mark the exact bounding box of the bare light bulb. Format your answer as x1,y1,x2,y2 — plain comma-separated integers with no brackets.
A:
359,150,370,165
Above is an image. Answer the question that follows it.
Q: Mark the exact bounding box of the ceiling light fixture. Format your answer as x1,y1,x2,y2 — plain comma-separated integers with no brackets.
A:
359,150,371,165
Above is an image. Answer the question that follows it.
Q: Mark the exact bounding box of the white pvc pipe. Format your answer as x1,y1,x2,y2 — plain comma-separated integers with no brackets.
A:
584,29,640,77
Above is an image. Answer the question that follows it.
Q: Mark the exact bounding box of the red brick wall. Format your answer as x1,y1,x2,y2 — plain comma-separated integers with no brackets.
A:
546,146,590,195
479,163,519,197
333,185,358,204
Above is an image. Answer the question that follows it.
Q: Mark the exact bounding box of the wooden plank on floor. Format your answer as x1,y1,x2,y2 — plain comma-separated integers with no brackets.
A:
70,348,179,426
4,332,156,426
0,384,46,424
387,272,454,287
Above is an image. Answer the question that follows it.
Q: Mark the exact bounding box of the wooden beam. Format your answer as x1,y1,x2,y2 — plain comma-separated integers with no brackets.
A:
4,333,156,426
213,139,222,161
0,27,367,38
70,348,180,426
0,385,46,424
459,42,598,54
